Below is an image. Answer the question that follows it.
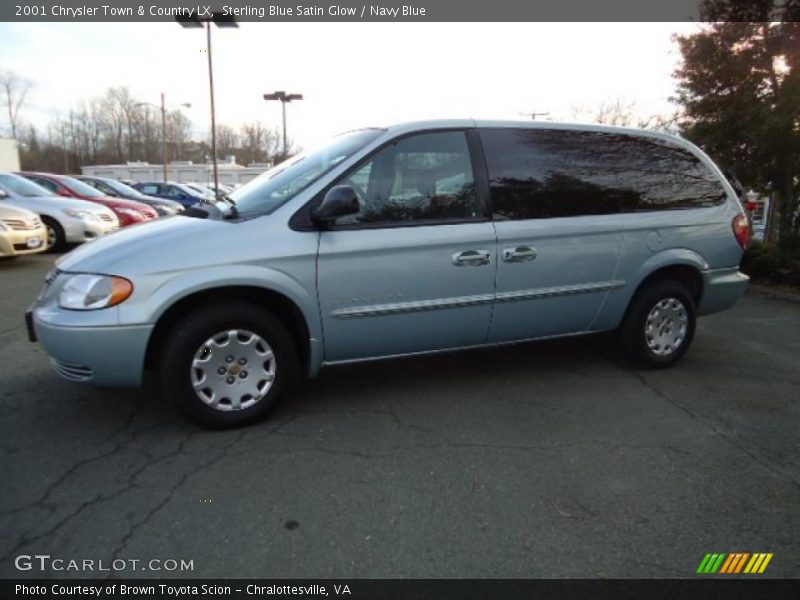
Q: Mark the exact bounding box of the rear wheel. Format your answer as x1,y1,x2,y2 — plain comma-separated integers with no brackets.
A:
158,302,298,428
619,279,696,369
42,216,65,252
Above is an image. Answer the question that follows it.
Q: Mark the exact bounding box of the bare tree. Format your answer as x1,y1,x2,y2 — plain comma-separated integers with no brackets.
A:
0,70,32,139
567,98,680,133
214,124,240,158
240,122,282,164
165,110,192,161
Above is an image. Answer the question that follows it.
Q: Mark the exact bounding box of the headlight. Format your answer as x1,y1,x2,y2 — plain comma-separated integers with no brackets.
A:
116,208,144,218
58,274,133,310
63,209,98,220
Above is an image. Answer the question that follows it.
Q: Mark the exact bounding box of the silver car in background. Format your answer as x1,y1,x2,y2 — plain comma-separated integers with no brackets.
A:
0,172,119,251
26,120,749,428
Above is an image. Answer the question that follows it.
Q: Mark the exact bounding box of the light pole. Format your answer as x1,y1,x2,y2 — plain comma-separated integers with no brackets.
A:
177,13,238,197
136,96,191,182
263,91,303,159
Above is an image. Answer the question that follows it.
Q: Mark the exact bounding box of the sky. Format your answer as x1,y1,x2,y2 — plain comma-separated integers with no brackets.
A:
0,22,701,151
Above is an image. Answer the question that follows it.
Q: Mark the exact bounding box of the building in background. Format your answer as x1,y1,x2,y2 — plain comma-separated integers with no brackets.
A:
0,138,21,171
81,156,271,186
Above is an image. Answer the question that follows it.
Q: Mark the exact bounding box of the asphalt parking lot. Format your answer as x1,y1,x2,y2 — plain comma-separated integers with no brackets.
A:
1,252,798,579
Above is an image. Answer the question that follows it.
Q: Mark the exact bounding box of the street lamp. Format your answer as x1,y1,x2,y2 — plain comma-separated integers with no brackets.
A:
263,91,303,159
177,12,238,197
136,96,191,182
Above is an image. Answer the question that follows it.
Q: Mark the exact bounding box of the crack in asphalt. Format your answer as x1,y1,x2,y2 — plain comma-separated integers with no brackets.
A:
631,370,800,489
105,428,250,577
0,400,147,517
294,407,431,433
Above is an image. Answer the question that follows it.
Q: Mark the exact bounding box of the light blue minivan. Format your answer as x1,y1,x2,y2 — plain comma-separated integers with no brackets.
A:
26,120,750,427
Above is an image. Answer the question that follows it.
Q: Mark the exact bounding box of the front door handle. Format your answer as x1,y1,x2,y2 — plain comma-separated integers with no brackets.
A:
502,246,538,263
452,249,491,266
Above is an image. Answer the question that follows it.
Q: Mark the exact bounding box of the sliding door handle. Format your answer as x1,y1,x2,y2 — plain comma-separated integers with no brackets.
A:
452,249,491,266
502,246,538,262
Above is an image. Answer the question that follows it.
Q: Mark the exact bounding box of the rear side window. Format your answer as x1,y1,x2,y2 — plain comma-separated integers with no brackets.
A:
479,128,727,220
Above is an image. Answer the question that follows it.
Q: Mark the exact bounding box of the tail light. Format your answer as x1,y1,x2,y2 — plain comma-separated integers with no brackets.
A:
732,213,750,250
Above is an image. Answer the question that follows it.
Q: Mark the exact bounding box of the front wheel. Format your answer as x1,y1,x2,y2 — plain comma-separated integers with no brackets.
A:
158,302,298,428
618,279,696,369
42,216,66,252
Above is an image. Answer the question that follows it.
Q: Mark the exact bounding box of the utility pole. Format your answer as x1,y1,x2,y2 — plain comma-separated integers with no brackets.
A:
160,93,168,182
263,91,303,159
519,110,550,121
136,96,191,182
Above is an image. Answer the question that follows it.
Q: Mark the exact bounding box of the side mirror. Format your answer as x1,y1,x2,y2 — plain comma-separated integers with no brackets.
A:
0,189,8,199
312,186,360,224
57,189,71,197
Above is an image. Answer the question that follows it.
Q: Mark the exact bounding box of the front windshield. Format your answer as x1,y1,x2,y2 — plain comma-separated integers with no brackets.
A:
102,178,139,196
0,173,56,197
231,128,384,216
177,183,205,197
61,176,105,198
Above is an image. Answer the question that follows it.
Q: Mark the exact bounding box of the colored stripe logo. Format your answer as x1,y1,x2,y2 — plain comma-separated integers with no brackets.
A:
696,553,773,574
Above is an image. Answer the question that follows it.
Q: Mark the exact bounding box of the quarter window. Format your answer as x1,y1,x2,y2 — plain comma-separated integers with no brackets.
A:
479,128,727,220
334,131,481,226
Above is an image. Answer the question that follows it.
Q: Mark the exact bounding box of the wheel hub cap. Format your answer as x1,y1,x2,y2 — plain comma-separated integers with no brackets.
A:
644,297,688,357
190,329,276,411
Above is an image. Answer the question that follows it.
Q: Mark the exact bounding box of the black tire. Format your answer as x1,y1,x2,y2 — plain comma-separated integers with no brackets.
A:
42,216,66,252
618,278,696,369
158,302,298,428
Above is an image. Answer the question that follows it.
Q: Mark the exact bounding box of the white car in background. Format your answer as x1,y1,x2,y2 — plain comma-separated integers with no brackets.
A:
0,172,119,251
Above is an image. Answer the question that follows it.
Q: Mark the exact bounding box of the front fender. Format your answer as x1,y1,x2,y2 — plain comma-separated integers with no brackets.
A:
117,264,322,345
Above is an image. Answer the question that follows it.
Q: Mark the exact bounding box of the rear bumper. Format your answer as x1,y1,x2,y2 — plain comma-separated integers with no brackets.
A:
32,315,152,387
698,268,749,316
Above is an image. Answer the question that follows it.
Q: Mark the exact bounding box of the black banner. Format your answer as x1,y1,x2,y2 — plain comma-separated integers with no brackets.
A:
3,579,800,600
0,0,718,23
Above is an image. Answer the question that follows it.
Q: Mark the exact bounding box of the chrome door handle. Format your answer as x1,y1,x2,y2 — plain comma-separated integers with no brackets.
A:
502,246,538,262
452,249,491,266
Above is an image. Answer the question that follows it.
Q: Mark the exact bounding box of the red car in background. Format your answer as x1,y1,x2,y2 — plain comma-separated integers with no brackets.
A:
17,172,158,227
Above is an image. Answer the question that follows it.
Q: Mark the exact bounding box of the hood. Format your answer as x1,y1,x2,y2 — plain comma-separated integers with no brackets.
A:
97,196,152,211
0,203,39,221
4,195,114,216
147,196,183,208
55,214,223,273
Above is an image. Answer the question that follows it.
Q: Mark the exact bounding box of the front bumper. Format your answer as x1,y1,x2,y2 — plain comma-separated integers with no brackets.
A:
63,218,117,244
29,312,152,387
0,228,46,256
698,268,749,316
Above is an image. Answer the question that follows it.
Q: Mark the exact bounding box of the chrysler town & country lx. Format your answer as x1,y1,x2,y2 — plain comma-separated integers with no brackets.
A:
25,120,750,427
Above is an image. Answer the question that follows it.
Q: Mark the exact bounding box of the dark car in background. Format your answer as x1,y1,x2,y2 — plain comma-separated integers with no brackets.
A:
76,176,184,216
18,172,158,227
133,181,208,208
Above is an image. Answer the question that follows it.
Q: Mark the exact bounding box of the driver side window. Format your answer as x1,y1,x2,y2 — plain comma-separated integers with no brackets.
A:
335,131,481,226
